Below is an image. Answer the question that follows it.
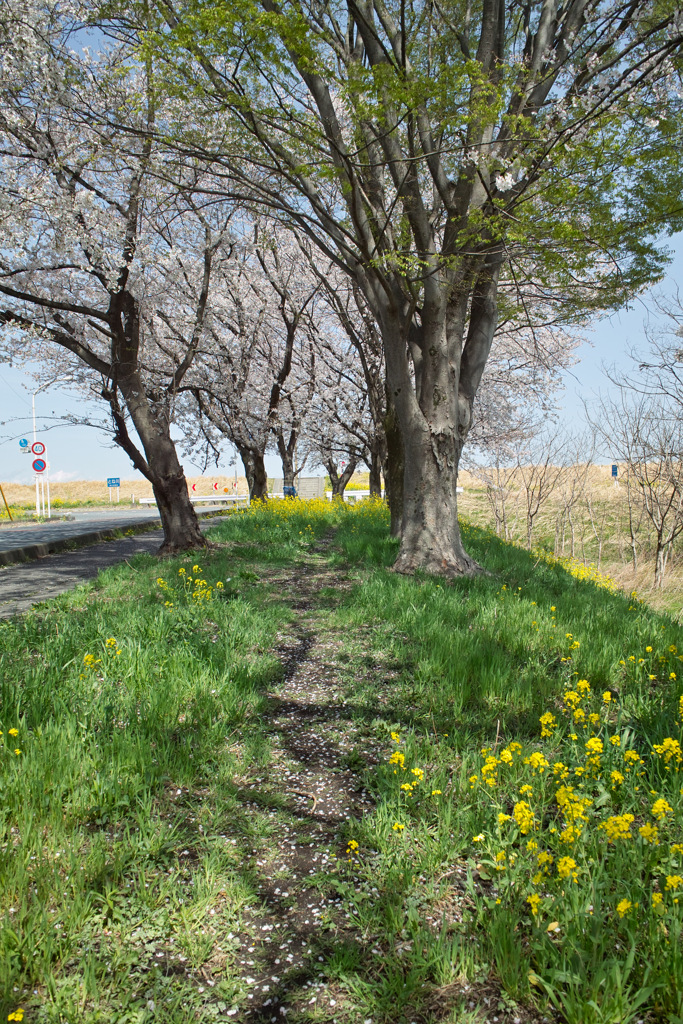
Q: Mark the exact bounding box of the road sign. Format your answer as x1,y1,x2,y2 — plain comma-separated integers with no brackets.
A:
213,482,219,491
19,438,29,448
191,483,197,492
32,441,46,456
32,458,47,473
611,464,618,478
21,446,32,454
107,477,120,488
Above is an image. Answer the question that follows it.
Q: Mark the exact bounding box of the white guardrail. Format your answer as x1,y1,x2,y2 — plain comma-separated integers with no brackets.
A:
139,495,249,506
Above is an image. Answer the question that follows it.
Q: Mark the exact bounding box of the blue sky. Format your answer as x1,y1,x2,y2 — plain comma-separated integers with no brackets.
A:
1,239,681,484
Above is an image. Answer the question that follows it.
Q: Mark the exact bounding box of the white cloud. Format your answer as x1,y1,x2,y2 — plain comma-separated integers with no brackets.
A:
49,470,79,482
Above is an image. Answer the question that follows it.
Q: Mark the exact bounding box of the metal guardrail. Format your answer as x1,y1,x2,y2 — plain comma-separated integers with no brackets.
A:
138,495,249,506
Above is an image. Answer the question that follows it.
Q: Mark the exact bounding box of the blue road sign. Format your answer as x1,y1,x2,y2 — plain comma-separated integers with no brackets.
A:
611,464,618,477
19,438,29,447
107,478,120,488
32,458,47,473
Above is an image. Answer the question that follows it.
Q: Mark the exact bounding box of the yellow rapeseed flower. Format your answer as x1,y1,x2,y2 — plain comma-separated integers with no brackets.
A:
513,801,535,834
652,798,673,821
639,823,659,844
557,856,578,882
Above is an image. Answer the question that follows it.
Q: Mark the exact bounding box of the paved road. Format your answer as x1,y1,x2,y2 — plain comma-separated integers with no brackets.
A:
0,506,226,553
0,516,220,619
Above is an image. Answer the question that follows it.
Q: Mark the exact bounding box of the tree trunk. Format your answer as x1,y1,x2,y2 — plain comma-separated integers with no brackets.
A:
384,390,403,538
655,542,668,589
326,458,357,498
369,449,382,497
392,427,479,576
118,378,205,554
238,445,268,501
152,469,206,555
281,453,296,491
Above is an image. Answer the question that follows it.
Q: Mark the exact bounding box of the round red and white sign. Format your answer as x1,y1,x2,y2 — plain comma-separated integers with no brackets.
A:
32,441,46,456
32,458,47,473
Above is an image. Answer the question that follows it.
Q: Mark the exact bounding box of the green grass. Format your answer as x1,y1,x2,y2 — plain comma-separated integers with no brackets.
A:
1,498,682,1023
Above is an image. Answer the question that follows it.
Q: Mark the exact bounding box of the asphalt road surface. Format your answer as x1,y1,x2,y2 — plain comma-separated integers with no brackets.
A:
0,506,225,554
0,511,223,619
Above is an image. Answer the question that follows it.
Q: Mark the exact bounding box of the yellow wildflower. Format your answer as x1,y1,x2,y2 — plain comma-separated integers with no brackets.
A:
639,823,659,844
539,712,557,738
652,798,673,821
616,899,632,918
599,814,635,843
557,856,578,882
513,801,535,834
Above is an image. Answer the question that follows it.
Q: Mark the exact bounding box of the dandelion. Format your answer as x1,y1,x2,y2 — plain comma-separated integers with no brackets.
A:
8,728,18,737
7,1011,24,1022
616,899,632,918
646,646,653,653
14,749,21,756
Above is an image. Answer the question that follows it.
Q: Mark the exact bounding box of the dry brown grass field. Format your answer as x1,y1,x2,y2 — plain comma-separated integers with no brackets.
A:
0,475,250,508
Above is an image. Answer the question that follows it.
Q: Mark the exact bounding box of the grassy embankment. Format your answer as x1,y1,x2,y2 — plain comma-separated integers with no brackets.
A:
1,499,682,1023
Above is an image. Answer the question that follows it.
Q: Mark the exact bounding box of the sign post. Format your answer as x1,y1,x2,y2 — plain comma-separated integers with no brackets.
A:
30,442,50,518
612,464,618,488
32,455,49,518
107,478,121,503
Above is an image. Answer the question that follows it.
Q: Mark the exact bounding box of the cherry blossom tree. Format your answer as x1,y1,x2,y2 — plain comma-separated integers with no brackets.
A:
0,10,231,551
141,0,683,575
